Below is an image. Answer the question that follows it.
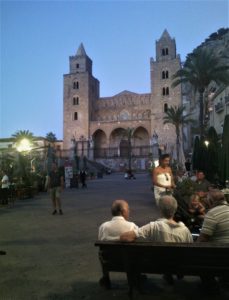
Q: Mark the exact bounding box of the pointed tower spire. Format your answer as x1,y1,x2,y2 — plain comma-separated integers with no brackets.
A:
76,43,87,56
160,29,172,40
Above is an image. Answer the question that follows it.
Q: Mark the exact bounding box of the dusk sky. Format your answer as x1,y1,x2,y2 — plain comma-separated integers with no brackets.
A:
1,0,228,140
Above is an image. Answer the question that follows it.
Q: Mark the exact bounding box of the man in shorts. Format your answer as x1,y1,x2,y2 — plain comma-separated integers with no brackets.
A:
47,163,64,215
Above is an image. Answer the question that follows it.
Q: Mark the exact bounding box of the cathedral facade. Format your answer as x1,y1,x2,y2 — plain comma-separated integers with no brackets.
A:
63,30,182,169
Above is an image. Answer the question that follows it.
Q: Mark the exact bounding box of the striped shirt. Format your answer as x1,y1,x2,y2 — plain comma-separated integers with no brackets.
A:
201,203,229,243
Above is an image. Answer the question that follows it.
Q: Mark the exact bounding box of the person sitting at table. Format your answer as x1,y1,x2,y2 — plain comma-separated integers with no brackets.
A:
194,171,211,209
188,194,205,232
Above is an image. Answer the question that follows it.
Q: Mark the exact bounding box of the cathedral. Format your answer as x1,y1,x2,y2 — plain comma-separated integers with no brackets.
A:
63,30,182,169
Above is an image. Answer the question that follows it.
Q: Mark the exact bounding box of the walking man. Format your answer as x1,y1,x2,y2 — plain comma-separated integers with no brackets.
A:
47,163,64,215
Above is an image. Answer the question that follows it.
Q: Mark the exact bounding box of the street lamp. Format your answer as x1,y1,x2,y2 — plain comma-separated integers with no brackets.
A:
16,138,32,152
204,140,209,148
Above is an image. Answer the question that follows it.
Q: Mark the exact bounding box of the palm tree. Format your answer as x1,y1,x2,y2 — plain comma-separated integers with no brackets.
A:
12,130,35,151
172,47,229,138
121,127,135,171
163,105,194,166
46,132,57,142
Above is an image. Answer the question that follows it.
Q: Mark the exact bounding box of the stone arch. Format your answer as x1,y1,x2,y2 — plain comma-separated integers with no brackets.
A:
133,126,150,147
92,129,107,158
110,127,126,147
110,127,129,157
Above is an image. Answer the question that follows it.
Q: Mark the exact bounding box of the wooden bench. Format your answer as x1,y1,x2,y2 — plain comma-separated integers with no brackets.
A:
95,241,229,297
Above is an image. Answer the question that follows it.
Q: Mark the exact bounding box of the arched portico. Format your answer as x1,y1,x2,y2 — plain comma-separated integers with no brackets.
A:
92,129,107,158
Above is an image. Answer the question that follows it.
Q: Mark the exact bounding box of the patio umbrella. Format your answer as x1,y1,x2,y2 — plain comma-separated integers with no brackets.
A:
219,114,229,185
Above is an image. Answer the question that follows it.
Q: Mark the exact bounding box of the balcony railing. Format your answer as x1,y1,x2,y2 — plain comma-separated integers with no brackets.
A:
215,102,224,113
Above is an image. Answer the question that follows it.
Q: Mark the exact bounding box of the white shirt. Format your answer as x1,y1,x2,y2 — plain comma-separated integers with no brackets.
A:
136,218,193,243
98,216,138,241
1,175,9,189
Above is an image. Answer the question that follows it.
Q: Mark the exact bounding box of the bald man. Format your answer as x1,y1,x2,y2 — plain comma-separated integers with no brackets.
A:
98,200,138,241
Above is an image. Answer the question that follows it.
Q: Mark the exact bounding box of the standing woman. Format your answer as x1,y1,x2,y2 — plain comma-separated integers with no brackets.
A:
152,154,176,205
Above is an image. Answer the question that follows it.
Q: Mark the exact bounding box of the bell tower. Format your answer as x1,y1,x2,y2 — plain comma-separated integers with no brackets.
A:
63,43,100,150
150,29,182,146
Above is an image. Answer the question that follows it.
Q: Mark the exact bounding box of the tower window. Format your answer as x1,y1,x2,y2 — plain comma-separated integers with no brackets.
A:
76,63,79,69
162,70,169,79
73,81,79,89
74,112,78,120
162,48,169,56
73,97,79,105
162,87,169,96
164,103,168,112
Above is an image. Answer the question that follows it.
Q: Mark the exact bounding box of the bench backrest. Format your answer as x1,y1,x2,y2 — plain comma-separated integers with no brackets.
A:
95,241,229,276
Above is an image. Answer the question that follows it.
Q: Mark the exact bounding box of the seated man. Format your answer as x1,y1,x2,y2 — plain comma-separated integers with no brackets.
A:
98,199,138,241
98,199,138,287
198,190,229,292
120,195,193,243
198,189,229,243
120,195,193,284
194,171,210,209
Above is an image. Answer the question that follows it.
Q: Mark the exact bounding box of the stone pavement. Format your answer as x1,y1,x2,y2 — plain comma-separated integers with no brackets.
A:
0,173,228,300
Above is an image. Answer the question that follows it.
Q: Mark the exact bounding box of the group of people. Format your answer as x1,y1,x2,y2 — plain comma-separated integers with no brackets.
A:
98,153,229,290
98,192,229,288
152,154,215,231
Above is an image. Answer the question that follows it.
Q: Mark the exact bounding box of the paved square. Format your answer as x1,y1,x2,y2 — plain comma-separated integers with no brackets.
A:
0,173,228,299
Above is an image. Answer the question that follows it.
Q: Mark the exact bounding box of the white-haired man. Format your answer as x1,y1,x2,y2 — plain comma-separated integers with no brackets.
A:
120,195,193,285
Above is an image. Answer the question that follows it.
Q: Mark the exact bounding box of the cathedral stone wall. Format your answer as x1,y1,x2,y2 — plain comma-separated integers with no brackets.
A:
63,30,182,161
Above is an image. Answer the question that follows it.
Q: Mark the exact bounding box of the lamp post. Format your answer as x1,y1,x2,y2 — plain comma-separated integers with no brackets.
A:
204,140,209,148
151,131,159,166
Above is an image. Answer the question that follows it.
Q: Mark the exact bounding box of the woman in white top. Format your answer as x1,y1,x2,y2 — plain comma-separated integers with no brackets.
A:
152,154,175,205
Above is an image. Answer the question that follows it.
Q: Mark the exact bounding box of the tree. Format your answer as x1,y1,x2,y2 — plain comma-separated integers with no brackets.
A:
205,127,219,181
219,115,229,185
121,128,135,171
192,136,200,171
163,105,193,167
12,130,35,151
172,47,229,138
46,132,57,142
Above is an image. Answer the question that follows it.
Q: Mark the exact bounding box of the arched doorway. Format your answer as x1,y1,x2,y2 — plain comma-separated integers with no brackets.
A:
110,128,128,157
133,127,150,156
92,129,107,158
